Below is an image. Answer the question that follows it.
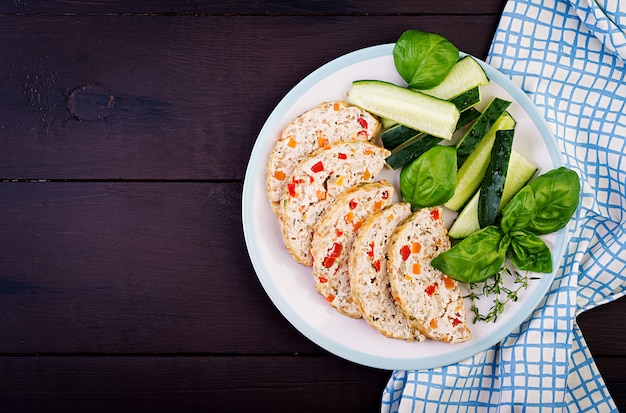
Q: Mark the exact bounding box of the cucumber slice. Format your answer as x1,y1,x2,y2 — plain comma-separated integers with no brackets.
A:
444,112,516,211
417,56,490,100
448,150,537,239
380,116,398,129
456,98,512,168
382,96,481,151
385,136,442,170
449,86,480,112
457,107,482,131
347,80,460,140
385,108,481,170
381,94,477,129
477,128,514,228
382,124,423,150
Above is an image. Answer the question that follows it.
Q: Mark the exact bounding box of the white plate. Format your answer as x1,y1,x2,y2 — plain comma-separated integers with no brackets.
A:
242,44,567,370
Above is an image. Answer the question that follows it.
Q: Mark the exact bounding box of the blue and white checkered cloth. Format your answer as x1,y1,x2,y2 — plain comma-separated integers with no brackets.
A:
381,0,626,411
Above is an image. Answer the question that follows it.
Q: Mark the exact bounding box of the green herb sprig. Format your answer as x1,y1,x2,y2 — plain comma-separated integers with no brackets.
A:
467,263,540,323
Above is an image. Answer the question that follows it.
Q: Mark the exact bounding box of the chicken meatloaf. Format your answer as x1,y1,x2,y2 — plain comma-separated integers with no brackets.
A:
311,181,394,318
387,207,471,343
278,140,390,266
349,203,426,341
266,101,380,215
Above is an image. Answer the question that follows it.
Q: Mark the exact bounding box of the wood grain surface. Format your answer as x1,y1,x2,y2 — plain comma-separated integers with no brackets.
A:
0,1,624,412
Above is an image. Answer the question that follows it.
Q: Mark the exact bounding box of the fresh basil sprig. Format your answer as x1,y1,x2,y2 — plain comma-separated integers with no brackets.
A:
393,29,459,90
431,166,581,322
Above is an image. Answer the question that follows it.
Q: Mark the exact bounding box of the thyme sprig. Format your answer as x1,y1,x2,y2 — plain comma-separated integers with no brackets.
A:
466,261,539,324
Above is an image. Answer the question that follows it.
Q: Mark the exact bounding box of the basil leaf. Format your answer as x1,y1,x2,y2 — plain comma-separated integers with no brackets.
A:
500,185,537,233
400,145,457,209
508,230,553,273
526,167,581,235
431,226,507,283
393,30,459,90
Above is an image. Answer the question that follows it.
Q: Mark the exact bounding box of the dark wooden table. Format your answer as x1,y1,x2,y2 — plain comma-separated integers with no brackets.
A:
1,1,624,411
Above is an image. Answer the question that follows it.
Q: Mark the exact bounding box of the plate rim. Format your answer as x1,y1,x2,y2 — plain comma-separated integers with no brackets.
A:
242,43,567,370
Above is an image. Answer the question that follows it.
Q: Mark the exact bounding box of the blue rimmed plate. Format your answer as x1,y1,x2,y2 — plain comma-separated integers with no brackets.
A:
242,44,566,370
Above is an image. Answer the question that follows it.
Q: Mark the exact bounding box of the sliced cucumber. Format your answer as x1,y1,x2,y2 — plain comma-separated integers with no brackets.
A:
456,107,482,131
385,136,442,170
444,112,516,211
477,128,514,228
456,98,511,168
448,150,537,239
382,96,481,151
380,116,398,129
417,56,490,100
347,80,460,140
385,107,481,170
449,86,480,112
382,124,423,150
